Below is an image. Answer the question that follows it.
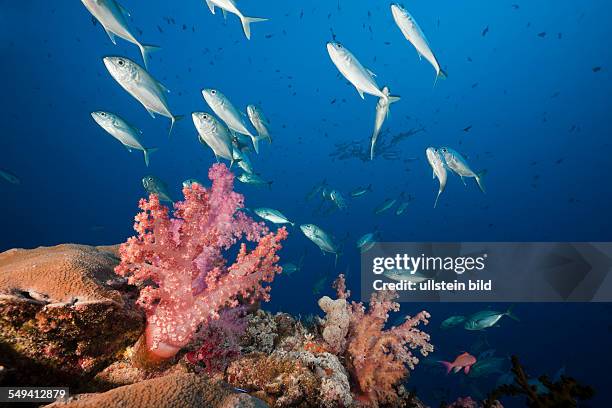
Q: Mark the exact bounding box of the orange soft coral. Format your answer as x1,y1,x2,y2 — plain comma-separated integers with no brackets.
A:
319,275,433,407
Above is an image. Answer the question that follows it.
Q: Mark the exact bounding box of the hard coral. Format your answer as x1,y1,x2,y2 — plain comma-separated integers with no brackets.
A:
318,275,433,407
45,372,267,408
115,163,287,361
0,244,143,389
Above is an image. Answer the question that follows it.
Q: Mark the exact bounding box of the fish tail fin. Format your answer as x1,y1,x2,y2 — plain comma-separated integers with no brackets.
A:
434,69,448,87
438,361,453,375
387,94,401,105
434,189,442,208
505,305,520,322
169,115,185,136
240,16,268,40
251,136,260,154
143,147,159,167
138,43,161,70
475,170,487,193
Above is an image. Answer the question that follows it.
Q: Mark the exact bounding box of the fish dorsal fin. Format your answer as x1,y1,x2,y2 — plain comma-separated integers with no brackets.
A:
367,68,377,78
205,0,215,14
104,28,117,45
117,2,131,18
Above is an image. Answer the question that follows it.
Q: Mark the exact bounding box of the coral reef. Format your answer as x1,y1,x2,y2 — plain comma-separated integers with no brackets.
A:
115,163,287,361
483,355,594,408
45,372,268,408
185,307,248,375
0,244,144,389
318,275,433,407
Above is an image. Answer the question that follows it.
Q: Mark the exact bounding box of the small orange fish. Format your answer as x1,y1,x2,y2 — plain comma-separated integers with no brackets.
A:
439,352,477,375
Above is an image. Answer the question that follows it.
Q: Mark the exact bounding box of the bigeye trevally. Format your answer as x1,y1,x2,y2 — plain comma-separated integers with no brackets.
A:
391,4,447,84
247,105,272,143
204,0,267,40
300,224,341,265
237,173,273,188
371,86,400,160
192,112,235,164
81,0,159,69
326,42,388,100
232,148,254,174
103,56,183,135
91,111,157,166
142,175,173,202
202,89,260,154
426,147,447,208
439,147,486,193
253,208,294,227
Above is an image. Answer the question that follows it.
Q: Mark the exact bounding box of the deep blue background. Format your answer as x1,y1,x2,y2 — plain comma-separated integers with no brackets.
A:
2,0,611,405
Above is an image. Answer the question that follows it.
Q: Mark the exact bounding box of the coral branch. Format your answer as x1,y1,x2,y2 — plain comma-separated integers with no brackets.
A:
115,163,287,361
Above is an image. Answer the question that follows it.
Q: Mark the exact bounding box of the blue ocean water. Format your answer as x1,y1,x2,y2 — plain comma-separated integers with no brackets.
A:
1,0,611,405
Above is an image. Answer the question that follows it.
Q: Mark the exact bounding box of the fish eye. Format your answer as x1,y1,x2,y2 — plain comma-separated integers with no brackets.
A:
211,90,216,95
100,112,106,117
202,113,209,119
117,59,124,66
337,43,343,48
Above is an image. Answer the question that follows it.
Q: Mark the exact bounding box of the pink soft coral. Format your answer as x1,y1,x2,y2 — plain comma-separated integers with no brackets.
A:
115,163,288,360
320,275,433,407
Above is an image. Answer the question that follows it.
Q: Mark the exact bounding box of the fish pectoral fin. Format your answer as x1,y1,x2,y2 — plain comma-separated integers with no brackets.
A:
416,50,423,60
357,89,365,99
205,0,215,14
367,68,377,78
145,108,156,118
104,28,117,45
222,9,228,20
460,176,467,186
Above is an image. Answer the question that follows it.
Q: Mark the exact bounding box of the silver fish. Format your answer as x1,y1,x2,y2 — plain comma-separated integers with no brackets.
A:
0,169,20,185
204,0,267,40
202,89,260,153
281,262,300,276
439,147,486,193
350,184,372,198
192,112,235,163
232,148,254,174
395,201,410,216
237,173,272,188
375,197,398,214
464,307,519,331
330,189,347,210
247,105,272,143
383,267,430,283
391,4,447,83
81,0,159,69
103,56,183,135
182,178,203,189
356,232,377,253
326,42,388,100
300,224,341,264
91,111,157,166
371,86,400,160
253,208,294,226
142,175,173,202
426,147,447,208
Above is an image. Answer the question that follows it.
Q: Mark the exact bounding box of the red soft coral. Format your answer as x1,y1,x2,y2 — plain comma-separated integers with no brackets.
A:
322,275,433,407
115,163,287,360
